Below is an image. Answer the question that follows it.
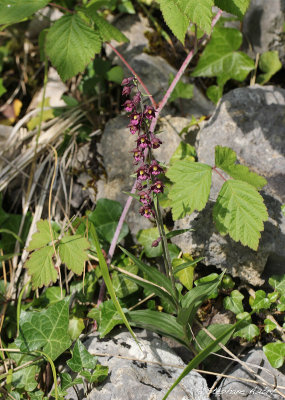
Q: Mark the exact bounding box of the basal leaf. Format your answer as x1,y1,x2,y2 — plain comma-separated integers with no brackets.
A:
257,51,282,85
263,342,285,368
215,145,267,189
27,220,59,251
25,246,58,289
46,14,101,81
213,180,268,250
0,0,49,25
269,275,285,296
223,290,244,314
166,160,212,220
67,340,97,373
214,0,250,19
16,299,71,360
58,234,89,275
194,324,233,353
112,263,139,298
159,0,213,44
192,27,254,85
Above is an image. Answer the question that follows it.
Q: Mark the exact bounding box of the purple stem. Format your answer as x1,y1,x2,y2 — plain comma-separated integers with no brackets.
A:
97,9,223,305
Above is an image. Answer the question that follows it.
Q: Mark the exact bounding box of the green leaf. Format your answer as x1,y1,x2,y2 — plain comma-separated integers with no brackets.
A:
58,234,89,275
257,51,282,85
27,220,59,251
137,227,166,258
0,0,49,25
251,290,271,311
166,160,212,220
206,84,223,104
0,78,6,97
214,0,250,19
194,324,234,353
25,246,58,289
105,65,124,84
159,0,213,43
60,373,83,391
85,6,128,42
173,255,196,290
89,198,129,244
233,312,259,341
268,291,279,303
170,142,196,165
213,179,268,250
168,73,194,103
224,290,244,314
195,273,219,299
269,275,285,296
67,340,97,373
112,262,139,298
16,299,71,360
46,14,101,81
68,318,85,340
215,146,267,190
192,27,255,85
98,300,124,337
263,342,285,368
10,348,41,392
80,365,108,383
172,257,203,274
264,319,277,333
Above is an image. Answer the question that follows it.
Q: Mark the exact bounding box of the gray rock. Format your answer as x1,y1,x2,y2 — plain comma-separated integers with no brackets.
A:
212,348,285,400
172,86,285,285
242,0,285,64
67,329,209,400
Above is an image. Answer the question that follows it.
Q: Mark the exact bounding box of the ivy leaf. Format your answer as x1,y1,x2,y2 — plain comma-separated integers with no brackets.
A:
16,299,71,360
0,0,49,25
206,84,223,104
98,300,124,337
27,220,59,251
60,373,83,391
213,180,268,250
67,340,97,373
264,319,277,333
233,312,260,341
168,73,194,103
257,51,282,85
25,246,58,289
46,14,101,81
269,275,285,296
251,290,271,311
137,227,168,258
68,318,85,340
80,365,108,383
159,0,213,44
214,0,251,19
10,349,41,392
192,27,255,86
85,6,128,43
215,146,267,190
58,235,89,275
223,290,244,314
166,160,212,220
263,342,285,368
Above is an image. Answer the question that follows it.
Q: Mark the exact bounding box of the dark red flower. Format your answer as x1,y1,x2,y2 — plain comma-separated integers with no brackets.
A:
150,134,162,149
131,147,144,164
137,134,151,149
130,112,142,126
132,92,141,106
123,100,135,112
122,85,133,96
144,105,156,120
121,77,134,86
136,164,150,181
151,237,161,247
149,160,164,176
151,180,164,193
139,191,151,205
139,205,154,218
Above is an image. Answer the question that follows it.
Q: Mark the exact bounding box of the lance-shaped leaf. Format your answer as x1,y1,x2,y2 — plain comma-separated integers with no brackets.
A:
192,27,254,85
214,0,251,19
46,14,101,81
15,298,71,360
215,146,267,190
25,246,58,289
0,0,49,25
213,180,268,250
27,219,59,251
58,234,89,275
166,160,212,220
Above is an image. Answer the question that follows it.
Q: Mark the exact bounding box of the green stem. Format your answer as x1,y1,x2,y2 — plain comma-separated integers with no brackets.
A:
35,350,58,400
16,280,30,337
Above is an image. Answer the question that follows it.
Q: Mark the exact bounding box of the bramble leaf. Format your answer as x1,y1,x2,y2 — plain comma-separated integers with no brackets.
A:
0,0,49,25
224,290,244,314
263,342,285,368
27,220,59,251
257,51,282,85
25,246,57,289
166,160,212,220
214,0,251,19
16,299,71,360
213,180,268,250
192,27,254,85
67,340,97,373
58,235,89,275
215,146,267,190
46,14,101,81
159,0,213,44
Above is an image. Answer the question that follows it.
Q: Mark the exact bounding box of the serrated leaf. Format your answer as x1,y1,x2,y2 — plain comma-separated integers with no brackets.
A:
167,160,212,220
67,340,97,372
85,6,128,43
257,51,282,85
263,342,285,368
251,290,271,311
215,146,267,189
214,0,250,19
213,180,268,250
58,235,89,275
68,318,85,340
269,275,285,296
192,27,254,85
170,142,196,165
46,14,101,81
27,220,59,251
264,319,276,333
16,299,71,360
25,246,58,289
89,198,129,244
0,0,49,25
159,0,213,44
224,290,244,314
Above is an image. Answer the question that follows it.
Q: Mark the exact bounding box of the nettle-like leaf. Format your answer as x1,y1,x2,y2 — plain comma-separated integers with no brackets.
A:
214,0,251,19
215,146,267,190
251,290,271,311
263,342,285,369
166,160,212,220
25,246,58,289
0,0,49,25
46,14,101,81
27,219,59,251
58,235,89,275
213,180,268,250
269,275,285,296
223,290,244,314
257,51,282,85
67,340,97,373
192,27,255,86
159,0,213,44
16,298,71,360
